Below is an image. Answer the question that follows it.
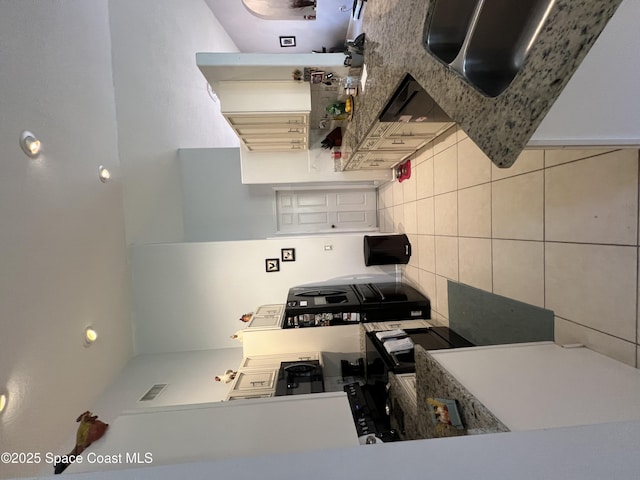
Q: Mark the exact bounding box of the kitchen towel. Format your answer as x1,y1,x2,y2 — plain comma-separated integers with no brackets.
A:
383,337,414,354
376,329,406,340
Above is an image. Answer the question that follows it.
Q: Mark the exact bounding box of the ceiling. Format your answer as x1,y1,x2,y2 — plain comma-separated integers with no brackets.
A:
204,0,352,53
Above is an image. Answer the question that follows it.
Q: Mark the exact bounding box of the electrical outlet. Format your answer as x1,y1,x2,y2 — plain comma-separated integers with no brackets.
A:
324,245,333,251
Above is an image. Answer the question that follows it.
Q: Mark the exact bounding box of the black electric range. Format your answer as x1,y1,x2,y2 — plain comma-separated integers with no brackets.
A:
283,282,431,328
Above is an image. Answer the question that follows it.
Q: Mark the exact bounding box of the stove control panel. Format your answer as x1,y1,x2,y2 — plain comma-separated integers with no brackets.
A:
344,382,377,437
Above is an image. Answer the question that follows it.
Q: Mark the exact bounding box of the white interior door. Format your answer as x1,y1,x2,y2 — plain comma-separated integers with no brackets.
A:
276,188,378,234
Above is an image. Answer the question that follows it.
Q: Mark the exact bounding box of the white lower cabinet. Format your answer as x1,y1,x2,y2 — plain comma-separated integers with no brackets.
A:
246,304,284,330
240,352,321,370
226,351,322,401
344,120,454,171
226,369,277,400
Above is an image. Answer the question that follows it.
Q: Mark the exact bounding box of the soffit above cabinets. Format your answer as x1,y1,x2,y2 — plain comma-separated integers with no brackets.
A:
196,52,349,87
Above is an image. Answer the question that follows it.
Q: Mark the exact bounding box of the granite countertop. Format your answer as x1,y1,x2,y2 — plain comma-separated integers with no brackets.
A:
414,345,509,438
386,345,509,440
342,0,621,168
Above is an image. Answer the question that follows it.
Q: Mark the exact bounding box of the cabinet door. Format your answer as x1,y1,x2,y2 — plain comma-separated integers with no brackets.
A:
376,136,428,150
226,392,273,401
366,150,413,161
226,113,308,126
360,136,382,150
255,304,284,316
343,151,368,169
387,122,453,138
358,160,399,170
247,314,282,329
369,122,395,137
245,143,307,152
242,135,306,145
234,124,308,136
230,370,277,393
240,352,320,370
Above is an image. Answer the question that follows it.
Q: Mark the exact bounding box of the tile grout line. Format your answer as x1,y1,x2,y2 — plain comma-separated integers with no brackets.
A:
556,315,638,345
542,151,547,312
490,160,494,295
636,150,640,367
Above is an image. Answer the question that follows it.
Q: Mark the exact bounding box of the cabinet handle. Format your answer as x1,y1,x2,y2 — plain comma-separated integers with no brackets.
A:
250,381,266,386
298,356,311,361
288,128,302,133
392,140,405,145
291,145,302,150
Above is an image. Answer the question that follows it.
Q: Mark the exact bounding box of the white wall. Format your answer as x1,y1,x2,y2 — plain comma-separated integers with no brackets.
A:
47,347,243,476
108,0,240,246
130,235,396,354
530,0,640,146
179,148,277,241
0,2,132,478
240,147,394,184
205,0,352,53
29,421,640,480
65,393,357,475
88,348,244,418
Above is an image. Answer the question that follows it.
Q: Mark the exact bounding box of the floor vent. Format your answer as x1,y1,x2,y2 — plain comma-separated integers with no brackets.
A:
139,383,168,402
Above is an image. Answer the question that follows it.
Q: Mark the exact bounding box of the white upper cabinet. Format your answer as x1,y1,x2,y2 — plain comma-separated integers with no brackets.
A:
215,81,311,152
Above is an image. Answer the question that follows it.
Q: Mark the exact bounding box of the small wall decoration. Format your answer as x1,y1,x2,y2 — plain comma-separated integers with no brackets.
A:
280,36,296,47
54,411,109,474
281,248,296,262
265,258,280,272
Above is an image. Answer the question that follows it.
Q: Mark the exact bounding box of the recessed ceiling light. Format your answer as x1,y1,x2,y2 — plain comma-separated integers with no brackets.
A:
20,130,41,158
98,165,111,183
84,327,98,346
0,393,7,414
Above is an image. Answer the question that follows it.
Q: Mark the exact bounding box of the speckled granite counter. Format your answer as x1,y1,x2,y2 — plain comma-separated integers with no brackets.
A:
342,0,621,167
386,346,509,440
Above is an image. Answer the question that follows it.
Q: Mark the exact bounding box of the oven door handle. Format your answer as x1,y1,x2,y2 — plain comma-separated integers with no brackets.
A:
352,284,366,302
369,284,385,301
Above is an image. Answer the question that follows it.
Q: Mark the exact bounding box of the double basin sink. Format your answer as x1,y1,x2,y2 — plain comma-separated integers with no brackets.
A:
424,0,556,97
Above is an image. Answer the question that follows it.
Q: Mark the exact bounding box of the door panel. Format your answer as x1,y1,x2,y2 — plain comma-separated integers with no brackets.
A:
276,189,378,234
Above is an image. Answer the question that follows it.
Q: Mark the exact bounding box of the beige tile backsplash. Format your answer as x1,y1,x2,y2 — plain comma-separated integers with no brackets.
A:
378,127,640,367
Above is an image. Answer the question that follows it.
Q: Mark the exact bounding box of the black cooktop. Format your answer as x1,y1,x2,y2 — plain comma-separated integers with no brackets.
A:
368,327,473,373
274,360,325,396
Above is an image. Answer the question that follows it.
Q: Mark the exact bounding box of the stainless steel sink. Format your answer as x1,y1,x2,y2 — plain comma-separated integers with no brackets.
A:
425,0,556,97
